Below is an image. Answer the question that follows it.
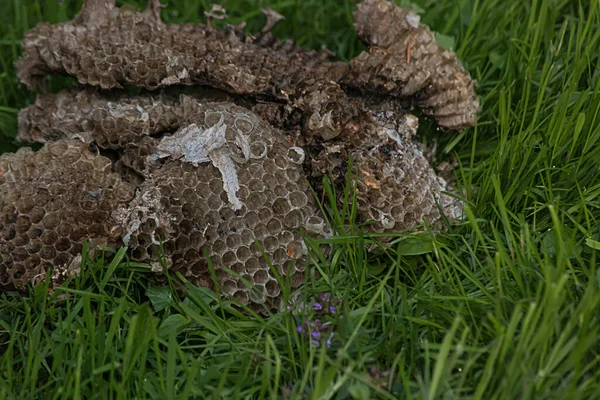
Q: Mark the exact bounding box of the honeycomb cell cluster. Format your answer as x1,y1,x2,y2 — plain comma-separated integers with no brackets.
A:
0,140,134,289
16,0,360,141
112,104,321,307
306,110,462,237
2,0,480,309
16,0,477,133
17,87,234,149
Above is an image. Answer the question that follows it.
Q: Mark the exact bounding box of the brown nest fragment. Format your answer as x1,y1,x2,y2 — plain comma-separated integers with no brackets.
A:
343,0,480,130
0,140,135,289
2,0,479,310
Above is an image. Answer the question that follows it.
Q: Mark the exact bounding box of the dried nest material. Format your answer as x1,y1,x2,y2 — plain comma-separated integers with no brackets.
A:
343,0,480,130
112,104,320,309
17,87,233,149
4,0,479,308
13,100,324,310
307,110,462,234
0,140,135,289
16,86,460,241
16,0,342,95
16,0,477,134
16,0,357,141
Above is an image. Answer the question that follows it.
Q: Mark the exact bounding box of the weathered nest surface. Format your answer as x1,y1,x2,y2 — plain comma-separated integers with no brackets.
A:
3,0,479,309
16,0,478,133
0,140,135,289
343,0,480,130
116,104,321,308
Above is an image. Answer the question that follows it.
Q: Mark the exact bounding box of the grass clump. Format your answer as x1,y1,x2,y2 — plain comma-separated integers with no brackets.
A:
1,0,600,399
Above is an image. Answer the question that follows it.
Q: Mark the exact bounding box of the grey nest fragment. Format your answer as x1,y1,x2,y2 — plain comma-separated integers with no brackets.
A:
2,0,479,310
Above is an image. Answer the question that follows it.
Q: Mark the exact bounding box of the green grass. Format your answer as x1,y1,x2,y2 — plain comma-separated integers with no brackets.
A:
1,0,600,398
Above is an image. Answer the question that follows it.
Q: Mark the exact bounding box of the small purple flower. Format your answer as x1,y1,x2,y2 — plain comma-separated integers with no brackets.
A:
296,325,303,333
329,305,336,315
311,331,321,339
326,333,333,349
311,339,321,348
313,302,323,311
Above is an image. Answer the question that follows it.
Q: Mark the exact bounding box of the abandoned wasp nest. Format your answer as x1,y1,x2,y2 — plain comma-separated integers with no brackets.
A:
2,0,479,309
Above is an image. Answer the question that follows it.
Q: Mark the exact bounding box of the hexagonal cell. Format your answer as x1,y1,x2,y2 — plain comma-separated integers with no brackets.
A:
248,179,265,192
262,159,277,175
249,141,267,159
206,195,222,210
15,216,32,234
24,255,42,270
209,178,224,194
248,286,267,304
234,115,255,135
14,235,29,247
39,245,58,261
16,196,35,214
29,207,45,224
277,230,294,245
244,191,265,211
266,279,281,297
253,224,269,240
41,231,59,246
286,147,305,164
285,242,305,260
184,248,201,262
247,164,264,179
54,237,72,252
56,222,73,237
240,228,255,245
289,191,308,208
242,212,260,230
257,207,273,223
246,257,261,273
233,290,249,306
175,235,190,251
182,172,197,188
10,263,27,279
285,168,301,182
54,252,72,266
222,251,237,265
253,269,269,285
189,231,205,247
236,186,250,200
213,239,227,253
306,216,325,235
266,219,283,236
263,236,280,252
215,268,231,282
231,262,245,274
283,209,303,229
272,198,291,215
222,279,237,295
291,270,304,288
226,234,242,249
273,185,288,197
272,248,287,264
274,155,289,170
219,207,237,221
25,239,43,254
131,247,147,260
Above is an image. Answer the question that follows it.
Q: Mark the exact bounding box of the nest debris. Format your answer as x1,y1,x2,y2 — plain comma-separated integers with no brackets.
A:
2,0,479,310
